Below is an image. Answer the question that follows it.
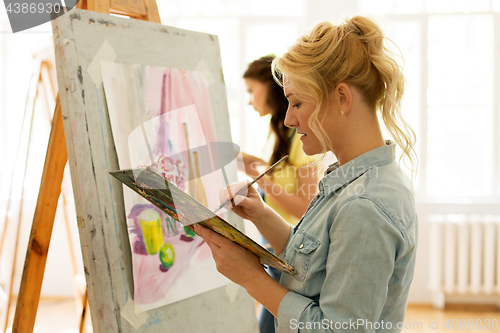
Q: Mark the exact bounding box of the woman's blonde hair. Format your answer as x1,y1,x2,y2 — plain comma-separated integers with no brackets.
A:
272,15,417,175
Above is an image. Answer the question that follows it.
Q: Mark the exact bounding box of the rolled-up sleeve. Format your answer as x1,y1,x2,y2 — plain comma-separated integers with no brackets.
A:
276,198,404,333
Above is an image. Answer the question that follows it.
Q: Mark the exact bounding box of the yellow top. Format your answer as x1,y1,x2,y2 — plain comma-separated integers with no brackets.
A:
265,131,320,225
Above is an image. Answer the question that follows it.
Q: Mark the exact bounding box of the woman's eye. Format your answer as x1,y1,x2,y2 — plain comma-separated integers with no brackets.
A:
293,103,301,108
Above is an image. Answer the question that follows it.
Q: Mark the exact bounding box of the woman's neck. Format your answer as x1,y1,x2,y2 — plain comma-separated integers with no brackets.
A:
333,113,386,166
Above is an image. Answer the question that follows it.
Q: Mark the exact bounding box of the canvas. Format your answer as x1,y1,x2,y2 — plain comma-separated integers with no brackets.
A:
102,61,232,310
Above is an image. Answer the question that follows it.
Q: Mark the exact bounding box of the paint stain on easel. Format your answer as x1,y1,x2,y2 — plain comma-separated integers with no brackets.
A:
69,12,81,20
143,310,162,329
97,19,117,27
220,68,225,84
77,66,85,104
78,66,83,83
32,239,44,255
77,215,85,228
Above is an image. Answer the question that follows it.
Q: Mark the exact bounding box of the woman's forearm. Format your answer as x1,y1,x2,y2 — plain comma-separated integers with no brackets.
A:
244,268,289,317
253,205,293,254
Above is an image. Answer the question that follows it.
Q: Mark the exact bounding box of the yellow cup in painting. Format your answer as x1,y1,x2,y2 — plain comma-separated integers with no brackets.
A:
139,209,164,255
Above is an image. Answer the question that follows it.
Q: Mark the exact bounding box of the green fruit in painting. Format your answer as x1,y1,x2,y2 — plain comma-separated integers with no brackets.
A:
159,243,175,269
184,225,196,238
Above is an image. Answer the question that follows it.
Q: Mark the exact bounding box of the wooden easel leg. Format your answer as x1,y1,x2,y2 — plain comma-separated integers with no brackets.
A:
11,98,68,333
79,289,88,333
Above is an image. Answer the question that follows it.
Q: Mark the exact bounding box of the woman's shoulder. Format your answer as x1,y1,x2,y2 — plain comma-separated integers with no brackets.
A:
333,162,417,238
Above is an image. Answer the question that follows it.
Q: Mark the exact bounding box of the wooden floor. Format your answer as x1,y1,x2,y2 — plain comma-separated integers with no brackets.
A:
5,297,91,333
5,299,499,332
404,304,500,333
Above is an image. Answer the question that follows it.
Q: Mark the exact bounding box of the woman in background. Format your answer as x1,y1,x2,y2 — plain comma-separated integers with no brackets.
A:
241,55,319,333
241,55,319,225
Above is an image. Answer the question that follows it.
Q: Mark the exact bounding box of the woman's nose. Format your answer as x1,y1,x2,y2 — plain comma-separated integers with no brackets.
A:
284,107,297,128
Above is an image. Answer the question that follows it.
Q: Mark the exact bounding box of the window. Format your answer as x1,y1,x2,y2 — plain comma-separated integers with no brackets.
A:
427,15,493,196
358,0,500,199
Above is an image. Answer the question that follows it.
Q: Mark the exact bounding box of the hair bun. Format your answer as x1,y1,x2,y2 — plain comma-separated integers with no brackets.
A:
348,16,383,44
349,17,365,36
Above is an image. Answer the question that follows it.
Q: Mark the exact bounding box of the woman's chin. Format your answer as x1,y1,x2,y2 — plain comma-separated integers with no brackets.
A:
302,145,321,156
253,107,272,117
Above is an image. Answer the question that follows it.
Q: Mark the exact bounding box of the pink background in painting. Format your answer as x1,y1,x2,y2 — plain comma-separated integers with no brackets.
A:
103,62,229,310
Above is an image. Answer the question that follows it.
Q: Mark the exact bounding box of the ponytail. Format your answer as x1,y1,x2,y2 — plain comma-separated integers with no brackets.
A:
350,16,418,177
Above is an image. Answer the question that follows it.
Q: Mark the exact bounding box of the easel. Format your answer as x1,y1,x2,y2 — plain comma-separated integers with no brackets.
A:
10,1,160,332
0,50,87,332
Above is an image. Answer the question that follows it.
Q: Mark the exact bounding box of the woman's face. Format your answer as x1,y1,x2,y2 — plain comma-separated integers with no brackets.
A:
283,81,324,156
244,78,273,117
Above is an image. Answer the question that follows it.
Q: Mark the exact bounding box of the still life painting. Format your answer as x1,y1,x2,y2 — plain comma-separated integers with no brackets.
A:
102,61,231,310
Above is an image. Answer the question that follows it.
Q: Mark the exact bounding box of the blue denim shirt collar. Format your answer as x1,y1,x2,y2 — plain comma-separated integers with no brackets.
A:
318,140,396,197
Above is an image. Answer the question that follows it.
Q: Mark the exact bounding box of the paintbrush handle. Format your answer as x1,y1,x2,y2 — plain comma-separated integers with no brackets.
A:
213,155,288,213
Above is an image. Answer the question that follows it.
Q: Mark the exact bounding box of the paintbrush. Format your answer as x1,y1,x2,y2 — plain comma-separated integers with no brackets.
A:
213,155,288,214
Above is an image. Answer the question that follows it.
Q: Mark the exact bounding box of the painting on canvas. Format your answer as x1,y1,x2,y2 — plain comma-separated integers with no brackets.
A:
102,61,231,310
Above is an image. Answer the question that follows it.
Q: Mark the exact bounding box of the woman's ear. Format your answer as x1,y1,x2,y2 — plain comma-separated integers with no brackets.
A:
335,83,352,115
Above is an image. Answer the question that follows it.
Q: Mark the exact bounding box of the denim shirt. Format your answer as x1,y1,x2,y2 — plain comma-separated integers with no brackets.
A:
275,142,418,333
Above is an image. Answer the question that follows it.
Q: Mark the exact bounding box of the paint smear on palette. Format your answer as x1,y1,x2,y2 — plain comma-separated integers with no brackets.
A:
102,62,229,310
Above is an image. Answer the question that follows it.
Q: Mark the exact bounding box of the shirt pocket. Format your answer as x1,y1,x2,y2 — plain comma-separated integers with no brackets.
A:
287,232,320,282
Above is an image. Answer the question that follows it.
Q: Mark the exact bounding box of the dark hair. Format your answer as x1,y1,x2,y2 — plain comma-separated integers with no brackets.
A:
243,55,291,166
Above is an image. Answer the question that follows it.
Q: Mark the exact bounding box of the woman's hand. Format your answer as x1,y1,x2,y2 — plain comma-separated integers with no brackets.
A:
219,181,267,223
192,224,290,317
193,224,266,287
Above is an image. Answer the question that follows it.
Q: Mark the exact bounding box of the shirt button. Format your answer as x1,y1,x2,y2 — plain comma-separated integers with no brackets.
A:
299,244,304,249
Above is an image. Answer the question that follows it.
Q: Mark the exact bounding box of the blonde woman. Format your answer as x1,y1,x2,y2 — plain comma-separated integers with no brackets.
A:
194,16,418,333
